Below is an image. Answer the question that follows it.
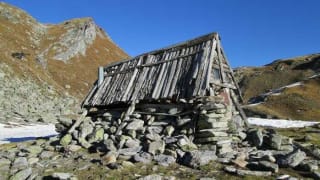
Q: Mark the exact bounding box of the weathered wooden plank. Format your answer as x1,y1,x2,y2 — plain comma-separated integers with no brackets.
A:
151,52,171,99
121,56,143,101
193,40,210,96
130,55,154,101
205,39,217,90
216,35,226,83
158,51,177,98
162,55,178,97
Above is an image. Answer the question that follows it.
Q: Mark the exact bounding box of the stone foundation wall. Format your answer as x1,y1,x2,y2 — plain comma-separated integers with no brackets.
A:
57,96,246,159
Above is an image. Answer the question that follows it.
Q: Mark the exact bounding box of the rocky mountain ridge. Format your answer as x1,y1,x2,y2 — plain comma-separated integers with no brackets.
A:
0,2,129,98
0,2,129,124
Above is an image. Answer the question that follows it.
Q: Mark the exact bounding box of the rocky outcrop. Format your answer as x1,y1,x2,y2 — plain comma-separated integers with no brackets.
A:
0,2,129,98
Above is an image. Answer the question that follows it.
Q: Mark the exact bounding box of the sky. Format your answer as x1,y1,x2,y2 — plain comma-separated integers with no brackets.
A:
2,0,320,67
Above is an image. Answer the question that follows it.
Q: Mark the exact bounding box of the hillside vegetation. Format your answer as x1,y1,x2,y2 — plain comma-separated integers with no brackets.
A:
0,2,129,99
235,53,320,120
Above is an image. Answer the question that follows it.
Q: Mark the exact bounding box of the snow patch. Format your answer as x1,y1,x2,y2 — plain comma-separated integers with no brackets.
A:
248,117,320,128
0,122,58,144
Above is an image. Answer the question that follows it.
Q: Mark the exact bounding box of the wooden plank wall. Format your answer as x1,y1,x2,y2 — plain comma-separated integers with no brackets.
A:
83,33,241,107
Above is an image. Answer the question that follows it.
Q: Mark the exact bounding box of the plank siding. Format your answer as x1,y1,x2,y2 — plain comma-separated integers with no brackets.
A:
82,32,242,107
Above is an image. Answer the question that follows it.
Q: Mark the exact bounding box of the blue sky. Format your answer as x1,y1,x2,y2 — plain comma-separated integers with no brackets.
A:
3,0,320,67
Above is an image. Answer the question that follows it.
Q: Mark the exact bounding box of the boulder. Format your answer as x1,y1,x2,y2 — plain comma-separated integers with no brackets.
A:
236,169,272,176
182,150,217,168
118,146,142,156
164,126,175,137
101,153,117,165
88,127,104,143
138,174,162,180
60,134,72,146
247,128,264,147
9,168,32,180
154,154,176,166
51,172,73,180
258,161,279,173
196,129,228,138
125,139,140,148
148,141,165,155
298,160,318,172
266,134,282,150
11,157,28,170
126,119,144,130
22,145,42,156
79,120,94,138
134,152,153,164
278,149,306,168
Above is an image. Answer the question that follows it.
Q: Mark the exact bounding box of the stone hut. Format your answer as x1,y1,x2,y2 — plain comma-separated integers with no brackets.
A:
79,32,247,156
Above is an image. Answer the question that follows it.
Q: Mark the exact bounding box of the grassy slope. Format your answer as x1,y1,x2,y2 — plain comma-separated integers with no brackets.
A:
235,54,320,120
0,2,129,99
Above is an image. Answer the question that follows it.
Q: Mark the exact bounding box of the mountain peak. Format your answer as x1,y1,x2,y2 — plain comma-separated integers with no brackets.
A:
0,2,129,98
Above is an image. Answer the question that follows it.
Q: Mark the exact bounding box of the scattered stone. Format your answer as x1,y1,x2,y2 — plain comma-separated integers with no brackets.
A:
12,157,28,170
60,134,72,146
118,146,142,156
258,161,279,173
138,174,162,180
276,174,291,180
67,144,82,152
154,154,176,166
278,149,306,168
27,157,39,165
51,172,73,180
266,134,282,150
134,152,153,164
104,139,117,152
121,160,135,167
298,160,318,172
88,127,104,143
79,120,94,138
148,140,165,155
9,168,32,180
236,169,272,176
39,151,54,159
182,150,217,168
247,128,264,147
232,158,248,168
125,139,140,148
224,166,237,174
311,171,320,180
126,119,144,130
23,145,42,156
101,153,117,165
164,126,175,136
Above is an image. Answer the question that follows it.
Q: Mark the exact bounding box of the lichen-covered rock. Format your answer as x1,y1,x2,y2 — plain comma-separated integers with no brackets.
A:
9,168,32,180
60,134,72,146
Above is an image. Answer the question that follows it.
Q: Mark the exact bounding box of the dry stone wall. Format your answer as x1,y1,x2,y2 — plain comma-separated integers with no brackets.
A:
57,95,246,167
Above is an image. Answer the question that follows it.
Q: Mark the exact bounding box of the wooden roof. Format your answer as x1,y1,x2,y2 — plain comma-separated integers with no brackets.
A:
83,32,241,107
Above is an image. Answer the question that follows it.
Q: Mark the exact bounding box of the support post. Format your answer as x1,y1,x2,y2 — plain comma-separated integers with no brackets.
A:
98,66,104,86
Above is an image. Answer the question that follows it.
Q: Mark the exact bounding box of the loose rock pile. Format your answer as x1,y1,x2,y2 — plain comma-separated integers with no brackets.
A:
54,96,320,179
57,96,246,168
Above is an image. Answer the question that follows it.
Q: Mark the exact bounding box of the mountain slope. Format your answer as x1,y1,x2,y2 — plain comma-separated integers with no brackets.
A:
235,53,320,121
0,2,129,124
0,2,129,98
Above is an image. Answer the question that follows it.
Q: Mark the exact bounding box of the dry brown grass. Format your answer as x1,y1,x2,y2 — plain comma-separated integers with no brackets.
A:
247,78,320,121
0,3,129,99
